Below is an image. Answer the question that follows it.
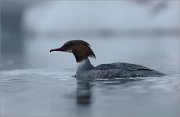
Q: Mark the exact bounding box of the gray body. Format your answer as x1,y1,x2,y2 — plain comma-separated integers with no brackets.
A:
76,59,164,79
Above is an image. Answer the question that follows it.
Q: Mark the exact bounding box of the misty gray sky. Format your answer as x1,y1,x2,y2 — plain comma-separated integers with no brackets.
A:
23,1,179,32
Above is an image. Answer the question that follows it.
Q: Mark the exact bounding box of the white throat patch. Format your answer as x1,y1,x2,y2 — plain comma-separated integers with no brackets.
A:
76,59,87,70
76,59,94,73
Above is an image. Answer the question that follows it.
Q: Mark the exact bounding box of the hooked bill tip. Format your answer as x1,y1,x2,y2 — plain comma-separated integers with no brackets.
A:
50,47,64,53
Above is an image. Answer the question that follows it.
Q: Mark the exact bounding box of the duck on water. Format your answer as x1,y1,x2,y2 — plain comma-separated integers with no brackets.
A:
50,40,164,78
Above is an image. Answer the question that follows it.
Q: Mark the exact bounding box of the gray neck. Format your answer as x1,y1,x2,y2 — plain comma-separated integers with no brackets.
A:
76,58,94,73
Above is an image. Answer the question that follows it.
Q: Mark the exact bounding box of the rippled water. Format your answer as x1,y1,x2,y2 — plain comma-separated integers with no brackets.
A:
1,68,179,117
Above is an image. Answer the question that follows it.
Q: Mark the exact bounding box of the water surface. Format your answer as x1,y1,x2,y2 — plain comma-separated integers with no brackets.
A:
1,68,179,117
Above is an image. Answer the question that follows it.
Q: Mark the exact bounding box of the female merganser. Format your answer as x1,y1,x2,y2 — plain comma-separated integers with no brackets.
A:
50,40,164,78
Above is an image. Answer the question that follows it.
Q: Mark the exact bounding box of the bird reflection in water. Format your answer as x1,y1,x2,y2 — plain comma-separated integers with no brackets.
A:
76,79,93,105
76,77,143,105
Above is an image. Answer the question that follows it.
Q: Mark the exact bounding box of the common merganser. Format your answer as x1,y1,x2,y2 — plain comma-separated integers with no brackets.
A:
50,40,164,78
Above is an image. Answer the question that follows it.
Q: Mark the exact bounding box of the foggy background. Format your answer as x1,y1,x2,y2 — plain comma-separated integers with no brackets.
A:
1,0,180,73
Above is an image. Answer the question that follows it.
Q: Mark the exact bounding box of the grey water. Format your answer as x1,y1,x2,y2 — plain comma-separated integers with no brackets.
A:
1,38,180,117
